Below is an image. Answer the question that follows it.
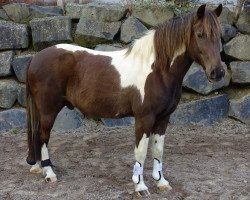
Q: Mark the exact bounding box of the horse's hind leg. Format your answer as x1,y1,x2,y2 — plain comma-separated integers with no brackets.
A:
39,113,59,182
151,116,172,190
31,86,63,182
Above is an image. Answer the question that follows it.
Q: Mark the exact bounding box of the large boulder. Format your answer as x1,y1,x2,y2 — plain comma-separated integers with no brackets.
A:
17,83,26,107
221,24,237,42
0,108,27,131
170,94,229,125
132,6,174,27
3,3,63,24
183,62,230,95
12,55,33,83
236,7,250,34
52,107,85,131
0,21,29,50
120,16,148,43
74,17,121,48
229,93,250,124
66,3,127,22
0,51,14,77
30,16,72,50
0,79,18,109
224,34,250,60
95,43,123,51
230,62,250,84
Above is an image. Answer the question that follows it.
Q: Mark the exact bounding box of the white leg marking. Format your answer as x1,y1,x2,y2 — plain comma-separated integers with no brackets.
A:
152,134,172,190
30,162,42,174
41,144,57,182
132,134,149,192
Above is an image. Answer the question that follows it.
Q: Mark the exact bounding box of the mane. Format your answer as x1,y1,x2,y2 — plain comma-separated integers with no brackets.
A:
125,30,156,65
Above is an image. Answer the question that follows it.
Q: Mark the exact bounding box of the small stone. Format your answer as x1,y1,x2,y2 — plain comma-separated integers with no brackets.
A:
3,3,63,24
221,24,237,42
0,21,29,50
132,6,174,27
0,108,27,131
74,17,121,48
53,107,85,131
236,7,250,34
30,16,72,50
95,44,123,51
0,79,18,109
17,84,26,107
0,51,14,77
66,3,127,22
12,55,33,83
230,61,250,84
102,117,135,127
0,9,10,21
224,34,250,60
229,94,250,124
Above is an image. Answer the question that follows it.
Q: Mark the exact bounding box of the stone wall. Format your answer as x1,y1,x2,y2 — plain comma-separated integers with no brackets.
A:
0,2,249,131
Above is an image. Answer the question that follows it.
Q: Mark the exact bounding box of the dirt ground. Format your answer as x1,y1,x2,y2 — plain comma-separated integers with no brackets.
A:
0,119,249,200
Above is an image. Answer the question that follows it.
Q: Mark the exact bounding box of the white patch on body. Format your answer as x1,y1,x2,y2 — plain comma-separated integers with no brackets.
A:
170,45,186,67
56,30,155,102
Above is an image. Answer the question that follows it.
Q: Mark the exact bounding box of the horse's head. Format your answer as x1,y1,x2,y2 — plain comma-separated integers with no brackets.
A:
188,4,225,82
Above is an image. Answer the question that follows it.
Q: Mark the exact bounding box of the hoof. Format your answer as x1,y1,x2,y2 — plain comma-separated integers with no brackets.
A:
158,184,172,190
30,167,42,174
134,190,150,198
30,164,42,174
45,176,57,183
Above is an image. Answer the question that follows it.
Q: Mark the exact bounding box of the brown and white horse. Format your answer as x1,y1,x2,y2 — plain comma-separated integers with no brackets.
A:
26,4,224,197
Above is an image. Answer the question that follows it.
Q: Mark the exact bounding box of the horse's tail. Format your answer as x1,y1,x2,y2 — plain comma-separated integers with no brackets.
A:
26,62,41,164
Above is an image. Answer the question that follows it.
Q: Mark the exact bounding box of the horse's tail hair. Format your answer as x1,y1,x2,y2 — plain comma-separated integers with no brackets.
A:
26,62,41,163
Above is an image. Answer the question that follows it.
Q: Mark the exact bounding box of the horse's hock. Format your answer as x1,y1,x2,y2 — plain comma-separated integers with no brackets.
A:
0,2,250,131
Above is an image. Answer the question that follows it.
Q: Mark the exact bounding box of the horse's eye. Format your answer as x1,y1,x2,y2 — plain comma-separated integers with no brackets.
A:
197,32,203,38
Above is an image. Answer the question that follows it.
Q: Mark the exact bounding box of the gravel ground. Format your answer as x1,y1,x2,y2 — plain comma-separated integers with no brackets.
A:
0,119,249,200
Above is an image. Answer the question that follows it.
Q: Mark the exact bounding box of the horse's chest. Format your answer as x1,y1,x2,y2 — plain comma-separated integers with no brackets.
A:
159,84,182,116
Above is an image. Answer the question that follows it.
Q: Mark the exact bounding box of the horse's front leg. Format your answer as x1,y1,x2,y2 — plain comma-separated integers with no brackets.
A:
151,116,172,190
132,115,155,197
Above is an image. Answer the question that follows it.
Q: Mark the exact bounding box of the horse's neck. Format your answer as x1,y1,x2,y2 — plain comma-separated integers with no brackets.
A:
165,52,193,84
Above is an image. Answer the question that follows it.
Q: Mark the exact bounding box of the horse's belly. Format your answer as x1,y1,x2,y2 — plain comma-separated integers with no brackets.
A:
70,89,133,118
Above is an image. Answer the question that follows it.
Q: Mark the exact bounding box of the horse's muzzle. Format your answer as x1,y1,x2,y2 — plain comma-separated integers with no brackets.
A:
209,67,225,82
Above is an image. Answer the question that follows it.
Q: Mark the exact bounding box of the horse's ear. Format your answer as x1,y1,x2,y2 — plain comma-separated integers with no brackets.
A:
214,4,223,17
197,4,206,19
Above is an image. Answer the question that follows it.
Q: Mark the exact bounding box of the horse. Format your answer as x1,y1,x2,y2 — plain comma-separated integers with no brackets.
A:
26,4,224,197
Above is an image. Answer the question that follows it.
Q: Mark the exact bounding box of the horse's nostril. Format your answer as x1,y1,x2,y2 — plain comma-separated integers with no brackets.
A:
210,67,225,81
210,69,216,79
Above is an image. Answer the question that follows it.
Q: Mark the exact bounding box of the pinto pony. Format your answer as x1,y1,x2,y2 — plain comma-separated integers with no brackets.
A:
26,4,224,197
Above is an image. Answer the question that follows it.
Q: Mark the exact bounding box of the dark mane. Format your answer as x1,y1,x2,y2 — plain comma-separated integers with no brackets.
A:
153,9,221,70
